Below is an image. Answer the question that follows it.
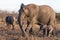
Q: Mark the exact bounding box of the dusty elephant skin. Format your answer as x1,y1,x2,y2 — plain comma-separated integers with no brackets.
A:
18,3,56,37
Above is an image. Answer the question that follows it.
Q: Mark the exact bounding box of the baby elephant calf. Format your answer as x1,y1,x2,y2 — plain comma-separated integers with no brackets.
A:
5,16,14,30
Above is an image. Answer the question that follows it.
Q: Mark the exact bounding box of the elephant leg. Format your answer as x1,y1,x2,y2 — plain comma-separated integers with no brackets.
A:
20,13,28,36
25,20,30,31
48,19,55,36
47,24,54,37
43,29,46,37
26,22,33,34
26,16,38,34
22,20,27,32
47,22,54,37
12,24,14,30
38,25,47,37
47,14,55,37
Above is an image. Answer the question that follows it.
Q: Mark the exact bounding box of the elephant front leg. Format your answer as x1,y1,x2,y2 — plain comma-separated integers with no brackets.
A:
47,25,54,37
47,15,55,37
26,23,33,35
26,16,38,35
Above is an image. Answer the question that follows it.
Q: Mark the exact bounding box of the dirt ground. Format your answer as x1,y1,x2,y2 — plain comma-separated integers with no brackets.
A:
0,13,60,40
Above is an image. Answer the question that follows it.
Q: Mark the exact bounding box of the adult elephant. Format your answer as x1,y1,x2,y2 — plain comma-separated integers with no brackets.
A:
18,3,56,36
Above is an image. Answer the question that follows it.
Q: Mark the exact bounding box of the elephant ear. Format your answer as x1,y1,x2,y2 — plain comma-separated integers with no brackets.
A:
20,3,24,9
18,3,25,13
18,3,29,15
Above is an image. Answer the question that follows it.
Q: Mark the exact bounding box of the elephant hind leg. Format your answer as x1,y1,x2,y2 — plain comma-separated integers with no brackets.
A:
47,25,54,37
47,15,55,37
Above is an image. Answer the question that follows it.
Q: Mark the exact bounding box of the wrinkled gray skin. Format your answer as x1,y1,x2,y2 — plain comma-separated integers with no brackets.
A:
18,3,56,37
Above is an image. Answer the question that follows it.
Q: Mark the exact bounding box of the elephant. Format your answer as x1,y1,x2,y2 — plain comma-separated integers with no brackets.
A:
18,3,56,36
5,16,14,30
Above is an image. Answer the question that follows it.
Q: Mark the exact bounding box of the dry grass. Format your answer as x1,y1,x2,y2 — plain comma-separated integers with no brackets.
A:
0,11,60,40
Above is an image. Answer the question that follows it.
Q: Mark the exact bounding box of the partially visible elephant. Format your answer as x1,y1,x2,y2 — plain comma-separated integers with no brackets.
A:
5,16,14,30
18,3,56,36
